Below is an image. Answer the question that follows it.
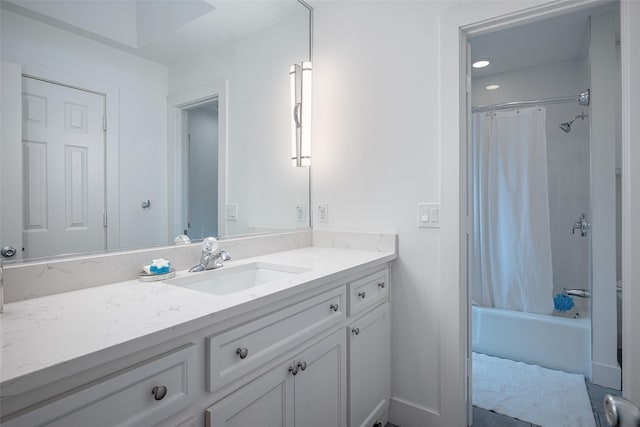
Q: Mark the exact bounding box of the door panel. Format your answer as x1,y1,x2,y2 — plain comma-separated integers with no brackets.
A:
206,363,294,427
21,77,105,258
294,330,347,427
349,304,390,427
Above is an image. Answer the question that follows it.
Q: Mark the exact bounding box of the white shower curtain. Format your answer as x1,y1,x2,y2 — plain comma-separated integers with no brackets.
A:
472,107,554,315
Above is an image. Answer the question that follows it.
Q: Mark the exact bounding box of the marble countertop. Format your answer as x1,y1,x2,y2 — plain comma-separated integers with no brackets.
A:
0,246,395,399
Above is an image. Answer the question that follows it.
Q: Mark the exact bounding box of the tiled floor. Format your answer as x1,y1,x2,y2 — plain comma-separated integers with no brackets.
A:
387,380,622,427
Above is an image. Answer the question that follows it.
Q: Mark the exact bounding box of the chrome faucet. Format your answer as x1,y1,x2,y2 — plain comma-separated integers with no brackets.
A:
189,237,231,272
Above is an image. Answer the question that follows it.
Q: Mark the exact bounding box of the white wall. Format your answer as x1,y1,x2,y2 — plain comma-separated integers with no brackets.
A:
311,1,446,424
472,59,591,318
168,12,310,236
311,1,571,426
0,10,169,250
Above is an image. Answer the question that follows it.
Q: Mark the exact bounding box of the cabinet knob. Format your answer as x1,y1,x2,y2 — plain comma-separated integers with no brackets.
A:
236,347,249,359
352,327,360,335
358,291,366,299
151,385,167,401
378,281,385,289
330,303,339,312
298,361,307,371
289,362,299,376
374,422,383,427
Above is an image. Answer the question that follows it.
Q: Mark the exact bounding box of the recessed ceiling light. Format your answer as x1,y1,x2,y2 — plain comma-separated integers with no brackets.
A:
472,59,492,68
485,84,500,90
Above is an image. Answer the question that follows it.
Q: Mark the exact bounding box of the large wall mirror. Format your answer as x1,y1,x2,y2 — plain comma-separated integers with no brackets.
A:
0,0,312,262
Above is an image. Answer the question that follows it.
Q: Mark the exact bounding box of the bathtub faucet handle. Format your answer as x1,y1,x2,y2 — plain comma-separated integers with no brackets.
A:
572,213,590,237
564,288,591,298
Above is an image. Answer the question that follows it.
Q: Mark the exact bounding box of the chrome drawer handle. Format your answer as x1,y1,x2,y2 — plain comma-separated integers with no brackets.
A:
236,347,249,359
352,327,360,335
330,303,339,312
151,385,167,401
378,281,385,289
289,361,299,376
358,291,366,299
298,361,307,371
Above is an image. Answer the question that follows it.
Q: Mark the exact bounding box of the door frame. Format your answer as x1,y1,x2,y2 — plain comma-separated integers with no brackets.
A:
2,57,121,251
167,81,228,241
438,0,638,425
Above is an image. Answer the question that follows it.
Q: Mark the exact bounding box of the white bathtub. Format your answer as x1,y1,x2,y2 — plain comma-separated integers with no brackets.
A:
472,305,591,377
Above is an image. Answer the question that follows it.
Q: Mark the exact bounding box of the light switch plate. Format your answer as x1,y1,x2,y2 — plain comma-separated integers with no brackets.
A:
226,203,238,221
315,203,329,223
417,203,440,228
295,203,306,222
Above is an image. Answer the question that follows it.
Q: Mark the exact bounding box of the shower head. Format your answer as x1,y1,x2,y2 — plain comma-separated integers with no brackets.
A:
559,112,588,133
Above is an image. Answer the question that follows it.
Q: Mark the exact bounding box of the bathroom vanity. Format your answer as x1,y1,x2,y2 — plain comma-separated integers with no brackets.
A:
0,232,396,427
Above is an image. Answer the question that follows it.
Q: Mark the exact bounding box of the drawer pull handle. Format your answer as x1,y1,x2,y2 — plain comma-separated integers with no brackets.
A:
358,291,366,299
378,281,385,289
236,347,249,359
330,303,339,312
151,386,167,401
289,362,299,376
298,361,307,371
352,327,360,335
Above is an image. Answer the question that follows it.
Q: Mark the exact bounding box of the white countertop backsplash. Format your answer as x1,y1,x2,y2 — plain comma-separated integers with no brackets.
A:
0,230,396,401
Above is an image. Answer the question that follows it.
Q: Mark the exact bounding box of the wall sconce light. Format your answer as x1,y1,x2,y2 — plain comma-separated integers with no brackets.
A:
290,61,312,167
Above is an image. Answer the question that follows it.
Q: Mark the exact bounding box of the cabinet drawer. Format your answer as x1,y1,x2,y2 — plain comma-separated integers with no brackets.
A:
207,285,345,393
4,345,196,427
348,269,389,316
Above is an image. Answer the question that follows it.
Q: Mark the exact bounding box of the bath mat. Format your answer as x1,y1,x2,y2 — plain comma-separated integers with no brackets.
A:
472,352,596,427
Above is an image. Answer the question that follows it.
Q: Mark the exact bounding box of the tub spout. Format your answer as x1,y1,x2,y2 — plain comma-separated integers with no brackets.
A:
564,288,591,298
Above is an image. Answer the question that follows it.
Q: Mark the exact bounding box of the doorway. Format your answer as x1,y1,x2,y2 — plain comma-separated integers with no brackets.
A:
182,99,219,240
465,3,621,426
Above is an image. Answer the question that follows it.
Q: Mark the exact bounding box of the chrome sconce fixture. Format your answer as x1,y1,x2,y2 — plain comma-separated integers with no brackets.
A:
290,61,312,167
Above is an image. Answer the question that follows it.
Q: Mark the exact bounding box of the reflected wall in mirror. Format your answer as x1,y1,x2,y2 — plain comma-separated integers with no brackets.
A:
0,0,312,262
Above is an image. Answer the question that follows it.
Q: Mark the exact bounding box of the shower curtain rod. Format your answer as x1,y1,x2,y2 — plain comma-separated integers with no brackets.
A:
472,94,583,113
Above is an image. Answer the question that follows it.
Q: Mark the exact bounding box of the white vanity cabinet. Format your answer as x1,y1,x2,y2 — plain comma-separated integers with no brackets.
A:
1,258,394,427
204,266,391,427
347,269,391,427
205,328,347,427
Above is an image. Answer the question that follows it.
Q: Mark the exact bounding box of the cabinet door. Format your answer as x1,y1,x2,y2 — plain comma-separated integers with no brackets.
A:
348,303,390,427
206,363,294,427
294,329,347,427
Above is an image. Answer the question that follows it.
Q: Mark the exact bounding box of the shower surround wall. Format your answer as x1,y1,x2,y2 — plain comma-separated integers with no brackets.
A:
473,58,591,318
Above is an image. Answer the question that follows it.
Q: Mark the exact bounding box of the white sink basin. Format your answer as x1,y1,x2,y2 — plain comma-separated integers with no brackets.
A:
164,262,309,296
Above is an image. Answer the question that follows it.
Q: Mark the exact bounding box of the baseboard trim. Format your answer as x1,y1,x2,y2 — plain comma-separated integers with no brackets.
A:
592,361,622,390
389,396,441,427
